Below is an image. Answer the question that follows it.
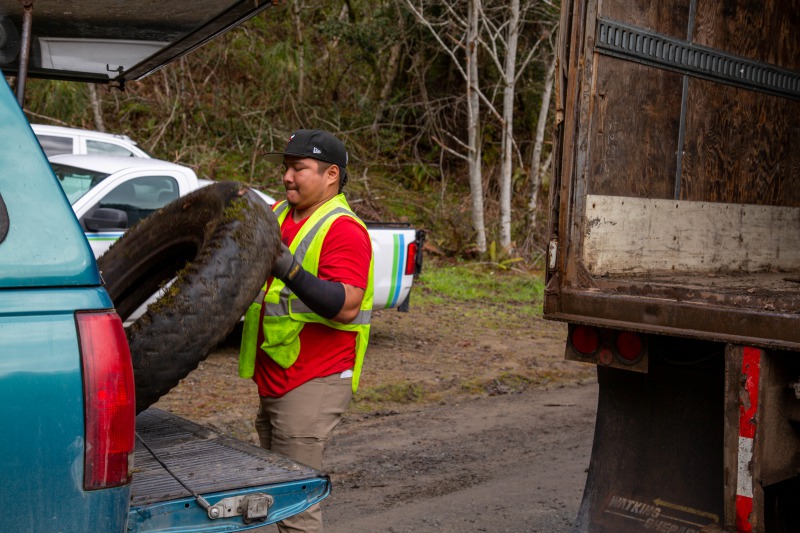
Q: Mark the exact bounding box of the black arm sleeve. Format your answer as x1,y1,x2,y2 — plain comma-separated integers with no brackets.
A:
284,265,346,320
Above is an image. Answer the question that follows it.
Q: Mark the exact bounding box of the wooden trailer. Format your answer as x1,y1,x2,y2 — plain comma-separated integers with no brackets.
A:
546,1,800,531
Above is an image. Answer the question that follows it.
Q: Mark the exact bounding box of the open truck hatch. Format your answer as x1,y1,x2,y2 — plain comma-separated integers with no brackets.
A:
0,0,276,101
131,409,331,532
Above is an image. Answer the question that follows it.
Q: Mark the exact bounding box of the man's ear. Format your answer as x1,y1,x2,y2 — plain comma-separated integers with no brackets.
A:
325,163,340,187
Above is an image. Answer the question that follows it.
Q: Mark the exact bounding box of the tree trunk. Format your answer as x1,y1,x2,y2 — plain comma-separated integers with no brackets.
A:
292,0,305,105
528,53,556,223
499,0,520,250
89,84,105,132
373,41,402,131
467,0,486,254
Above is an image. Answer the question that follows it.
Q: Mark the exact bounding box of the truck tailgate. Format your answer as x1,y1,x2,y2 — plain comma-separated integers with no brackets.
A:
130,409,330,531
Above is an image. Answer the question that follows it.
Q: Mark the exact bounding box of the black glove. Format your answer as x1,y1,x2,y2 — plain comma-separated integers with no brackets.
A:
271,243,301,282
269,243,346,320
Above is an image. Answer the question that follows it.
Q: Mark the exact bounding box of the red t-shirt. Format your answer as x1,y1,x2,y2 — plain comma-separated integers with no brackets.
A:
253,206,372,397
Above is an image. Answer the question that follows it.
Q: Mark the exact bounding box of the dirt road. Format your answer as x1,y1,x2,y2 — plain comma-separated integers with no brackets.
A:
155,288,599,532
322,381,598,532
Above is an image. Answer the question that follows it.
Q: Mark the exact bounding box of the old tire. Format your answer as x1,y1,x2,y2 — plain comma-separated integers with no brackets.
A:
97,181,280,413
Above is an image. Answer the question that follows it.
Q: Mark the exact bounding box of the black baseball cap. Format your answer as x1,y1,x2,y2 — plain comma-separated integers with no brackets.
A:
264,129,348,169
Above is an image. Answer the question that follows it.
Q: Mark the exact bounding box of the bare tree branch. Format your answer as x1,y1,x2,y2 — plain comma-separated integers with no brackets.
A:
432,135,470,162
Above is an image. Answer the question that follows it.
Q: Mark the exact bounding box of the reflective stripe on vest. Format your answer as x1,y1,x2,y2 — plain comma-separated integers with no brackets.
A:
262,205,354,319
263,297,372,325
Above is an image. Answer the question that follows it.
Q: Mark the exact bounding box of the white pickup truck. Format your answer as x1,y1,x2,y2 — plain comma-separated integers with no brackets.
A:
49,153,423,311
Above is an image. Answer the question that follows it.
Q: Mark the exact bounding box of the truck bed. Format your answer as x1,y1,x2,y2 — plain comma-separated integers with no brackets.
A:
132,409,323,507
547,270,800,350
545,0,800,353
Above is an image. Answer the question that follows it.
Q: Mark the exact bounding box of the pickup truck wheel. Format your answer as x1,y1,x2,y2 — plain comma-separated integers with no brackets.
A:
97,182,280,413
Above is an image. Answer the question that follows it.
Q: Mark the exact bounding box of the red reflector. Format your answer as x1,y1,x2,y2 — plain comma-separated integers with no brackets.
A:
571,326,599,356
78,312,136,490
405,242,418,276
616,331,643,362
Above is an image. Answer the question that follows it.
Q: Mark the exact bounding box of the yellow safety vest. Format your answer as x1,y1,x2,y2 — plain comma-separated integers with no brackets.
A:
239,194,374,392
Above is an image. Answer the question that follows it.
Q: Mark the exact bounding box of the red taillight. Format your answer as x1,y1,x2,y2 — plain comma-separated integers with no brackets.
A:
570,325,599,356
615,331,644,363
77,311,136,490
405,241,418,276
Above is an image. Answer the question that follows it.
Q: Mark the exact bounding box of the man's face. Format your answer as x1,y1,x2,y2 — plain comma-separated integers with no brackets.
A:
282,156,335,211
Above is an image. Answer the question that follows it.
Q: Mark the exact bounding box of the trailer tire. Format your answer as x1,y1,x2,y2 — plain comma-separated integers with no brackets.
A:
97,182,280,413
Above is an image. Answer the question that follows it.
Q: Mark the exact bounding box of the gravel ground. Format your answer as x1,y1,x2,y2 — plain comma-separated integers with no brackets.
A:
154,295,599,532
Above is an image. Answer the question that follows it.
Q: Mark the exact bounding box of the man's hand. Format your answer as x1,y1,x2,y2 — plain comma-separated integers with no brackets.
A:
271,244,347,319
271,243,300,281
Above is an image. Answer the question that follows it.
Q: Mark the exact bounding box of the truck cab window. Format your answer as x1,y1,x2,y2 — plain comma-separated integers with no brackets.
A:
37,135,74,157
97,175,179,226
86,140,136,157
50,163,110,204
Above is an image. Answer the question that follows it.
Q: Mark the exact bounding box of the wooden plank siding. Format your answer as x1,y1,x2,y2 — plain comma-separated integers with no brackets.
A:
586,0,800,206
693,0,800,72
579,0,800,274
600,0,690,39
588,56,682,199
586,0,688,199
682,82,800,206
682,0,800,207
547,0,800,353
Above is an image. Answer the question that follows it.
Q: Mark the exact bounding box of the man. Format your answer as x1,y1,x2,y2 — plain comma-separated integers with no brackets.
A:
239,129,373,533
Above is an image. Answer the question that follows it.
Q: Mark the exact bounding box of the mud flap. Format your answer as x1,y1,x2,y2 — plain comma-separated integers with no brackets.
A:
573,337,725,532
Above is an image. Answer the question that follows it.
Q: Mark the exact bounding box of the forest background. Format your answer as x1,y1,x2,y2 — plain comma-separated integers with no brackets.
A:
20,0,561,262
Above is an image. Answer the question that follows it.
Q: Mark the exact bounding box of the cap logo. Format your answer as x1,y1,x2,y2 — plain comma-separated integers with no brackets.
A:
313,147,322,154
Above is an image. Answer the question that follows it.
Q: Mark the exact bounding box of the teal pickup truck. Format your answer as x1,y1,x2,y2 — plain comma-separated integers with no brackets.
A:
0,2,335,531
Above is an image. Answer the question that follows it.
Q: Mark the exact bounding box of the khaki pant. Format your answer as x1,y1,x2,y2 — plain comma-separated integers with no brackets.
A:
255,372,353,533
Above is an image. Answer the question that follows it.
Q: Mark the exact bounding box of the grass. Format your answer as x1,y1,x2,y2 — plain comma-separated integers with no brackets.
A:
355,382,430,405
350,260,553,411
414,263,544,314
414,260,545,323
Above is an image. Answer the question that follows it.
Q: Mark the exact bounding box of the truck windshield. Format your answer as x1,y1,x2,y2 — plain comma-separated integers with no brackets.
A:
50,163,109,204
